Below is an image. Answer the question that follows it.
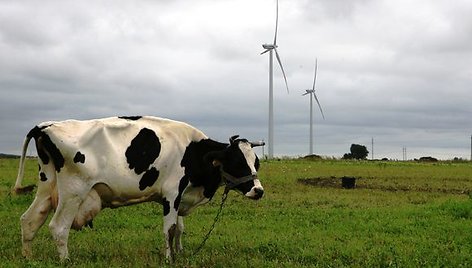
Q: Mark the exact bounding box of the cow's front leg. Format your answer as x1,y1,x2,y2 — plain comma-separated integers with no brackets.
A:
175,216,184,253
163,200,178,262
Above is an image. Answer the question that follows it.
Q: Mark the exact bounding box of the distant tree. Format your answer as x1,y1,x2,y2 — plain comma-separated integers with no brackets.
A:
418,156,438,162
351,144,369,159
0,153,20,159
342,144,369,160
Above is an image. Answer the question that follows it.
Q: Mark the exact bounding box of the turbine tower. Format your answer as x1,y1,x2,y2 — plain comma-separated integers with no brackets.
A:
302,58,325,155
261,0,289,158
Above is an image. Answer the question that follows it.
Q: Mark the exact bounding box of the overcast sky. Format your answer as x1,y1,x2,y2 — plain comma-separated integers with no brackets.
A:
1,0,471,160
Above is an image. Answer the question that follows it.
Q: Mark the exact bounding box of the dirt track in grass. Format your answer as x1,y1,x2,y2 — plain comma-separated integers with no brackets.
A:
298,176,470,195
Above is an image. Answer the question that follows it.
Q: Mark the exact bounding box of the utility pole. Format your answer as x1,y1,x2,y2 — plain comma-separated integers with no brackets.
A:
470,134,471,161
371,137,374,160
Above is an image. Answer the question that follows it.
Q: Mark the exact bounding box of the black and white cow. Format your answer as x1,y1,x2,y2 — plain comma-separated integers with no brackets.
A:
14,116,264,262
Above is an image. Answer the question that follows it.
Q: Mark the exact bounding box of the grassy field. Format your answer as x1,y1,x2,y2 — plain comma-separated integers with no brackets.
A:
1,158,472,267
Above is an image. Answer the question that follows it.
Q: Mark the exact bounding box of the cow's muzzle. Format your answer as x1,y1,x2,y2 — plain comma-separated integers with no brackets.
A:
253,187,264,199
220,169,263,199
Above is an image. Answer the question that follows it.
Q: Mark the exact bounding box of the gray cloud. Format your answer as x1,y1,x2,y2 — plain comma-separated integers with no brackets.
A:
1,0,471,160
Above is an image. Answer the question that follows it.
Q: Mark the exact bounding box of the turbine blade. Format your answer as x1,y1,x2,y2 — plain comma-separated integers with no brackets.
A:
302,91,310,96
274,0,279,45
312,58,318,91
274,48,289,93
314,93,325,120
260,49,271,55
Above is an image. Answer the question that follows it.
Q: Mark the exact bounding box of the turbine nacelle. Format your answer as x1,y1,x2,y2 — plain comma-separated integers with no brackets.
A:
261,44,277,55
303,89,315,96
262,44,277,49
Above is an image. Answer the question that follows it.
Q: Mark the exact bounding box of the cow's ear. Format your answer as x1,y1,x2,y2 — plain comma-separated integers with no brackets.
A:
204,150,226,166
229,135,240,144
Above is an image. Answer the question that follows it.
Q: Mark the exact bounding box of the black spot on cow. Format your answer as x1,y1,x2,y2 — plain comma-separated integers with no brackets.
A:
39,172,48,182
163,198,170,216
73,151,86,164
26,125,49,139
27,126,64,172
119,116,142,121
180,139,227,199
174,176,189,210
139,167,160,191
36,146,50,166
28,126,50,165
126,128,161,175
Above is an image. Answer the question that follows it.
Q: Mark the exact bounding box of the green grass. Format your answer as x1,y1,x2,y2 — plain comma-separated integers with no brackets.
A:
2,158,472,267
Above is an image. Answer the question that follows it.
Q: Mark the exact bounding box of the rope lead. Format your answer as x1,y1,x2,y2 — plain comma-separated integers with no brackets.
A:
193,190,229,255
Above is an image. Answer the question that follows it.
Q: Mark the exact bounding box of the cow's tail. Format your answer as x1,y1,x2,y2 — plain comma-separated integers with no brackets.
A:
13,134,36,194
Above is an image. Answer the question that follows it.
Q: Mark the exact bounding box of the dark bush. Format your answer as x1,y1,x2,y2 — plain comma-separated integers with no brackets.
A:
342,144,369,160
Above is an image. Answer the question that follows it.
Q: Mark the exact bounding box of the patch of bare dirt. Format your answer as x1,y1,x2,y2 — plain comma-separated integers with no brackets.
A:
298,177,470,195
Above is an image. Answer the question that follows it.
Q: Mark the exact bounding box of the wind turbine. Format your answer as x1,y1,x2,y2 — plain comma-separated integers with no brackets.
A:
302,58,325,155
261,0,289,158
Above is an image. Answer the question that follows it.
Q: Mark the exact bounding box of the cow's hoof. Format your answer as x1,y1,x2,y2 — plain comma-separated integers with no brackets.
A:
22,246,33,260
59,256,71,264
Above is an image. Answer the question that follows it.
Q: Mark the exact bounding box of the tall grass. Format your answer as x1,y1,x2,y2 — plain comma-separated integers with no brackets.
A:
1,158,472,267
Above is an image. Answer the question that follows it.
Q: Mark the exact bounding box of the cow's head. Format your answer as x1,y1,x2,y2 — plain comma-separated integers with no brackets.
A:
206,135,264,200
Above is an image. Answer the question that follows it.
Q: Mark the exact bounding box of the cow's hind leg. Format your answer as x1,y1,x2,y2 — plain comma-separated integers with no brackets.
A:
20,193,52,258
48,177,89,261
20,163,54,258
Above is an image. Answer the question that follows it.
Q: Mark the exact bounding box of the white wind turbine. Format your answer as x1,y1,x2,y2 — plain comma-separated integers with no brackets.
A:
261,0,289,159
302,58,325,155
